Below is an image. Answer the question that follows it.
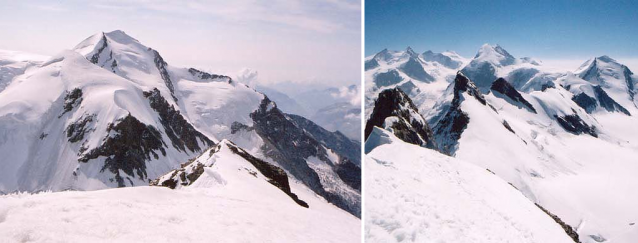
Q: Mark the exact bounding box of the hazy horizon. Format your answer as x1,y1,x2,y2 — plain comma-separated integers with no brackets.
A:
0,0,361,88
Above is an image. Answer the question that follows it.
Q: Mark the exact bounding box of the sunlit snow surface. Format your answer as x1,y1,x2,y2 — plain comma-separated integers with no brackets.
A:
365,128,573,243
0,141,360,242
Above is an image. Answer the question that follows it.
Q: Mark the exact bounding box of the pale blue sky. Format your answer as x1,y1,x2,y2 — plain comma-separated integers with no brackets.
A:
0,0,361,88
366,0,638,71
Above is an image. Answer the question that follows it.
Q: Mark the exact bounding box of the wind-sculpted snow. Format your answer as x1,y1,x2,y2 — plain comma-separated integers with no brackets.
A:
365,128,574,243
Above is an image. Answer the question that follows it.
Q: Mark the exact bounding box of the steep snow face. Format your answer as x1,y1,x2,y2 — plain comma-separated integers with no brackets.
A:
73,31,177,101
576,56,638,109
0,182,360,243
365,128,574,243
0,51,212,192
0,50,48,93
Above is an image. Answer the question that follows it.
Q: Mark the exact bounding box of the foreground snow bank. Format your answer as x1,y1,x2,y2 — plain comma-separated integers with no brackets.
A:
365,128,573,243
0,186,359,242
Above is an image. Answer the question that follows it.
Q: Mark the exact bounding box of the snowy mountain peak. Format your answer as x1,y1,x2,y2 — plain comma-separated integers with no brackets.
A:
422,50,465,69
405,46,418,57
576,55,637,105
475,43,516,66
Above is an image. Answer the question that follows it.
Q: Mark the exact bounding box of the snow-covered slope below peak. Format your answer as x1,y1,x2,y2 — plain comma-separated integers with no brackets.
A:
0,184,360,243
0,50,49,93
152,139,308,207
365,128,575,243
0,50,213,193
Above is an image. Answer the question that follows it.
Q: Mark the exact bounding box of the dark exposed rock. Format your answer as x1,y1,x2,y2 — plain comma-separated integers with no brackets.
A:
151,49,175,99
535,203,581,243
399,57,434,82
80,114,167,187
60,88,83,117
39,133,48,140
365,58,380,71
286,114,360,165
572,86,630,115
434,72,488,155
554,113,597,137
66,114,96,143
230,121,253,134
454,72,487,105
374,70,403,87
490,78,537,113
227,143,309,207
623,66,635,101
333,159,361,191
151,141,309,208
572,93,597,113
593,86,630,115
89,34,108,64
188,68,232,83
143,88,214,152
286,114,360,190
364,88,437,150
250,96,360,216
541,82,556,91
502,120,515,134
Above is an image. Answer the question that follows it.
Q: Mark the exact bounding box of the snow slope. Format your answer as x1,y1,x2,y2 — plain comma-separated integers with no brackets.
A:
0,50,48,93
366,44,638,242
0,185,359,243
365,127,574,243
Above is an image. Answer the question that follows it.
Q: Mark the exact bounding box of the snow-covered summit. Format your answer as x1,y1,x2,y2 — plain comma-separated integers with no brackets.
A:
0,31,360,217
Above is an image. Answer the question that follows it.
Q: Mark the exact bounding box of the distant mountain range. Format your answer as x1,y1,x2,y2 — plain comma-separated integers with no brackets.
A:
365,44,638,242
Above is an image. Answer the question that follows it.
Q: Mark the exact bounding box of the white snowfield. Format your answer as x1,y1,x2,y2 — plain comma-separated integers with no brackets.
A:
0,186,359,243
365,128,574,243
0,141,359,242
367,44,638,243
